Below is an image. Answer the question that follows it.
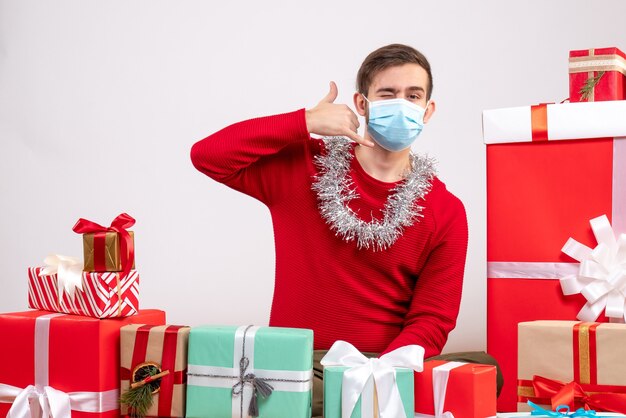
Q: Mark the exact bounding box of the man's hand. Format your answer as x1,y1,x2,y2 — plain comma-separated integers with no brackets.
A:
305,81,374,147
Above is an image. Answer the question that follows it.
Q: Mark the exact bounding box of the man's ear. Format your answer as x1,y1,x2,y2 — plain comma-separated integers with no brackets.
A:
423,100,436,123
354,92,367,117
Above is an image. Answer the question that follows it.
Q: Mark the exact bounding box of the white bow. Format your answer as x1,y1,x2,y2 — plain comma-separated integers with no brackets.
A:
3,384,71,418
561,215,626,323
321,340,424,418
39,255,84,299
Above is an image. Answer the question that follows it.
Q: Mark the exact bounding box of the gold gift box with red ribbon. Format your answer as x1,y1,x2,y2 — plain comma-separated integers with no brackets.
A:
517,321,626,414
569,47,626,102
120,324,191,417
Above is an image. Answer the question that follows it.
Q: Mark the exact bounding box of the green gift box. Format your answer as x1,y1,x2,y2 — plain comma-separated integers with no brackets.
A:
186,325,313,418
323,366,414,418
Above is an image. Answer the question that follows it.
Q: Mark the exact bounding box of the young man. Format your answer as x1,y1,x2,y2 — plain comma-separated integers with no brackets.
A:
191,44,500,415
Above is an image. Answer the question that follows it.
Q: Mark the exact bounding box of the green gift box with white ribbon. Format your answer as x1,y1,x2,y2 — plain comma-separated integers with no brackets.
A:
186,325,313,418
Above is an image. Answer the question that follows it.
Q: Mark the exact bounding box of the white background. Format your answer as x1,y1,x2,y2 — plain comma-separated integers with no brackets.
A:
1,0,625,353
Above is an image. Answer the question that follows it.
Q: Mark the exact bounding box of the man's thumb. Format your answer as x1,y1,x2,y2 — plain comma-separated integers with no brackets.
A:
320,81,338,104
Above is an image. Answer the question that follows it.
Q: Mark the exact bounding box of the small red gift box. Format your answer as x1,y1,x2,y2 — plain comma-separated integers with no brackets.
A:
0,309,166,418
413,360,496,418
483,100,626,411
28,267,140,318
569,47,626,102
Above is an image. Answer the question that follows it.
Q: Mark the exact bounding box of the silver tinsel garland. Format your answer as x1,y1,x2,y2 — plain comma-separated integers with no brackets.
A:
312,137,436,251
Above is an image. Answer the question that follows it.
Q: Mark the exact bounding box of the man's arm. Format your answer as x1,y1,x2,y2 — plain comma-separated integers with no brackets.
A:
382,193,468,358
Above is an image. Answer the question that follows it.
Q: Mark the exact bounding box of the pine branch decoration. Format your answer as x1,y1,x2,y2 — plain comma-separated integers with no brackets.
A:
120,364,165,418
579,71,605,101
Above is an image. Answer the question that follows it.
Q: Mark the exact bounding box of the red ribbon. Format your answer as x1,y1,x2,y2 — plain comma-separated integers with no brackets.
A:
72,213,135,281
531,104,549,141
532,375,626,414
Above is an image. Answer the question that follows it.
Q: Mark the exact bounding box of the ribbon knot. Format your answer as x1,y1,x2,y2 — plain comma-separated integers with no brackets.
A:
231,356,274,417
321,340,424,418
5,384,72,418
561,214,626,322
39,254,84,299
72,213,135,282
528,400,597,417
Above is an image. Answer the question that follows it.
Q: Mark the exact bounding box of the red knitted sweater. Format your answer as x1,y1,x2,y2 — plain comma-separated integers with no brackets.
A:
190,109,468,358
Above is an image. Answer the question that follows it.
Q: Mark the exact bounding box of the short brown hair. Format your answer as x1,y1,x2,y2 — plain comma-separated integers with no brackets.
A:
356,44,433,100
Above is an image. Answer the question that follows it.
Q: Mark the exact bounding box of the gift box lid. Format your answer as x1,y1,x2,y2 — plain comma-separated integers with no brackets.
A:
569,47,626,74
482,100,626,144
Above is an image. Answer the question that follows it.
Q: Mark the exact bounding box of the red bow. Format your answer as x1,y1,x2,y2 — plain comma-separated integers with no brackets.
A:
532,375,626,414
72,213,135,281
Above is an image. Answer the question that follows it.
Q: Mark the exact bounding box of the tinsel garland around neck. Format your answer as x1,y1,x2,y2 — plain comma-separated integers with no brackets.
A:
312,136,436,251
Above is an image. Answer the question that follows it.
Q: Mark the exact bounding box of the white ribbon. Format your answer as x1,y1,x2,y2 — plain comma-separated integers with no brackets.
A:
561,214,626,322
0,313,119,418
414,362,466,418
320,340,425,418
39,254,84,299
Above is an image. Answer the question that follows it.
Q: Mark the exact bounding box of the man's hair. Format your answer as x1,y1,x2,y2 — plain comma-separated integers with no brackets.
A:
356,43,433,100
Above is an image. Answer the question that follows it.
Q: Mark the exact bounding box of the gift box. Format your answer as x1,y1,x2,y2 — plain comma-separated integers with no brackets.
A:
120,324,191,417
569,47,626,102
413,360,497,418
186,325,313,418
517,321,626,414
73,213,136,273
28,266,139,318
483,100,626,411
0,309,166,418
321,340,423,418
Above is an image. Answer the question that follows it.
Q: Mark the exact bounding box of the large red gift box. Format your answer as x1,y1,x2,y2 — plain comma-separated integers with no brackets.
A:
569,47,626,102
0,309,166,418
414,360,497,418
483,100,626,411
28,267,140,318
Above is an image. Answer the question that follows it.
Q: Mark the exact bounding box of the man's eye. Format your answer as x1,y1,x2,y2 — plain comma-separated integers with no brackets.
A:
409,94,421,101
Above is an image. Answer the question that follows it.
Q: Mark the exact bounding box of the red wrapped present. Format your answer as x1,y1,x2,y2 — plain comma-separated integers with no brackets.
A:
483,100,626,411
413,360,497,418
517,321,626,414
120,324,190,417
28,265,139,318
0,309,166,418
569,47,626,102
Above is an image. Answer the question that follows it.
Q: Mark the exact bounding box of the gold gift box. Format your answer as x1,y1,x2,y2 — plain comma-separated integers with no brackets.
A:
82,230,135,272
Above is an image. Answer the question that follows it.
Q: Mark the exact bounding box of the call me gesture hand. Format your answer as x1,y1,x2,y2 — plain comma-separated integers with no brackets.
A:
305,81,375,147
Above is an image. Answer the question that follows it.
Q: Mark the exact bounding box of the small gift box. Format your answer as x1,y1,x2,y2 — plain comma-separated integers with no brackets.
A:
321,340,423,418
72,213,136,273
28,262,140,318
186,325,313,418
517,321,626,414
569,47,626,102
0,309,166,418
413,360,497,418
120,324,191,417
482,100,626,410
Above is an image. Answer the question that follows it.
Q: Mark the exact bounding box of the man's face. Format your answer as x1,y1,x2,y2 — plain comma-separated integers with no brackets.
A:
354,63,435,124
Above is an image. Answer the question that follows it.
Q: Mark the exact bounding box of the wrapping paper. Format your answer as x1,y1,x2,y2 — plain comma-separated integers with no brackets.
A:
0,309,166,418
413,360,497,418
324,366,413,418
483,101,626,411
28,266,139,318
517,321,626,413
186,325,313,418
569,47,626,102
120,324,190,417
82,230,135,272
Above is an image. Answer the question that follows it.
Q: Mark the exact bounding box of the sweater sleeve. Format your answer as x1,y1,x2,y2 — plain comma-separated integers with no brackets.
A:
382,191,468,359
190,109,311,205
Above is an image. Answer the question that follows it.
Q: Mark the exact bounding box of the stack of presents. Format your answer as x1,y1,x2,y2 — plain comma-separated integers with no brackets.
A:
1,46,625,418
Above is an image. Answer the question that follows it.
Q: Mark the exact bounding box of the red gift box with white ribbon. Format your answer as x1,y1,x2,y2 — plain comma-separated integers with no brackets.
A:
483,100,626,411
0,309,166,418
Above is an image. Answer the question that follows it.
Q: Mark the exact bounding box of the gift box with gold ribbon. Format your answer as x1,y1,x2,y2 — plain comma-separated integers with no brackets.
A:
517,321,626,414
569,47,626,102
120,324,191,417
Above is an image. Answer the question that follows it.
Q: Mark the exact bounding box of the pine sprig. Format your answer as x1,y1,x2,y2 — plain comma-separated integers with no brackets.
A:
120,365,160,418
579,71,605,101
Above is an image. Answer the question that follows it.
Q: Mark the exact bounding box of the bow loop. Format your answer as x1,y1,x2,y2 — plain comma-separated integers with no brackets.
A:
40,255,84,299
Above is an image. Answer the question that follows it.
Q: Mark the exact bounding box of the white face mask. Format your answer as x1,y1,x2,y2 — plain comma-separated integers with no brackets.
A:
364,96,428,152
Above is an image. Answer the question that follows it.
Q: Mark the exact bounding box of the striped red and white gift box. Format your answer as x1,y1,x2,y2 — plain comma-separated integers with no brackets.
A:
27,266,139,318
